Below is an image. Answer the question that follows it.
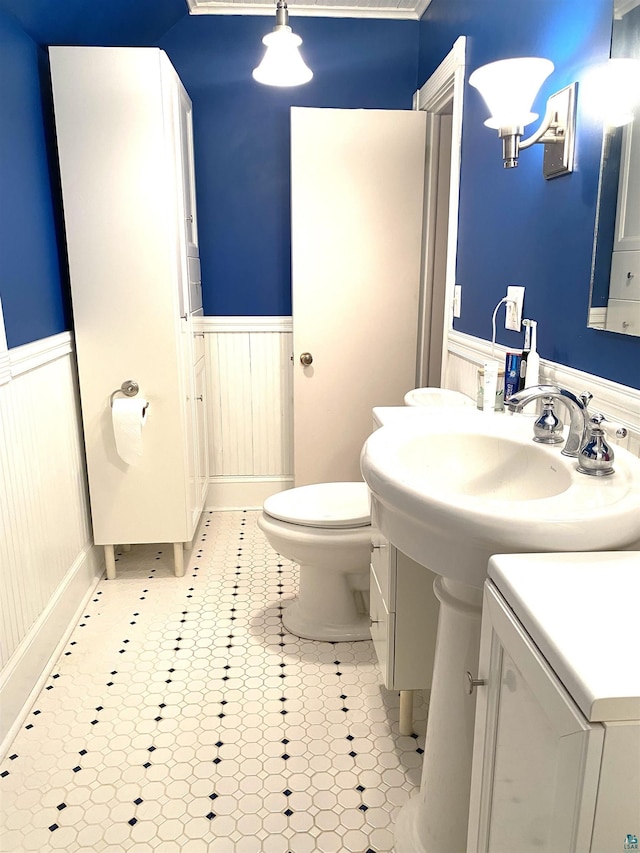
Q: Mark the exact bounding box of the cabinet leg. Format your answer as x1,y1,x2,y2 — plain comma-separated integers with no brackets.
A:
399,689,414,736
104,545,117,580
183,539,193,552
173,542,185,578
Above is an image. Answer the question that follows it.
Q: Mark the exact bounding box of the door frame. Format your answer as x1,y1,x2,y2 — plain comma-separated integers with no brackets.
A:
413,36,466,388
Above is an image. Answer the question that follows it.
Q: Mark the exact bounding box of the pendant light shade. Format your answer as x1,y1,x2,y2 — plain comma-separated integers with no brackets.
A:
253,1,313,87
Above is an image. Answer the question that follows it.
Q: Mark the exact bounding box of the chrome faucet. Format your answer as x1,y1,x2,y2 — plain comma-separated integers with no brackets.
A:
506,385,590,458
507,385,622,476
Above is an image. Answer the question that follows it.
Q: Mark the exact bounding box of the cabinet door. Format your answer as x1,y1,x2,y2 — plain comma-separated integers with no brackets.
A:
177,82,199,258
467,584,604,853
194,356,209,511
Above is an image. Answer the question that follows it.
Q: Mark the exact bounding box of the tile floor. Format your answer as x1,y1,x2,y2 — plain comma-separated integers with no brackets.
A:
0,510,428,853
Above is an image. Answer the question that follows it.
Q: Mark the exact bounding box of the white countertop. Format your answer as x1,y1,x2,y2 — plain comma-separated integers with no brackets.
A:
489,552,640,722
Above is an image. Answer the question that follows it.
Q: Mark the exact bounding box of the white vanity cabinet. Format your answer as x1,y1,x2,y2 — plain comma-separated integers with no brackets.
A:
369,531,439,733
50,47,208,576
468,554,640,853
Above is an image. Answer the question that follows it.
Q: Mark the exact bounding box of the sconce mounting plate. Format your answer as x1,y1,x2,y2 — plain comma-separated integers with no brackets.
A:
542,83,577,179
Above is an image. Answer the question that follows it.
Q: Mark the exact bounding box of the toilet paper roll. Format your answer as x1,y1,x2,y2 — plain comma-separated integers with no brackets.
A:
112,396,148,465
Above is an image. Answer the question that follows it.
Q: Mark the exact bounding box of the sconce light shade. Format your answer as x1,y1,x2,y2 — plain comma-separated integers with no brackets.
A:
252,1,312,87
601,58,640,127
469,57,554,129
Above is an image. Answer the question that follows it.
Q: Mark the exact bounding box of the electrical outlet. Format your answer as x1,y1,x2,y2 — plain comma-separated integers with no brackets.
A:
505,285,525,331
453,285,462,318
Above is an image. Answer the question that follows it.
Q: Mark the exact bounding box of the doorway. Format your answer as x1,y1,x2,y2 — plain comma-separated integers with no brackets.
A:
415,36,467,389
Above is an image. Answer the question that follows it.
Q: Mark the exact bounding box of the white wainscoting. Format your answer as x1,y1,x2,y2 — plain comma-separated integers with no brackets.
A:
0,333,102,754
198,317,294,509
445,330,640,457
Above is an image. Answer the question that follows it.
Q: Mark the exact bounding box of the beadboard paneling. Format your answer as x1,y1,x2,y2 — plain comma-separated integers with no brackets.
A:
0,334,102,750
445,330,640,456
204,319,293,480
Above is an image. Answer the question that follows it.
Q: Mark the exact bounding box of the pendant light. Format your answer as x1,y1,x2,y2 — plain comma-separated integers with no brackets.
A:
252,0,313,87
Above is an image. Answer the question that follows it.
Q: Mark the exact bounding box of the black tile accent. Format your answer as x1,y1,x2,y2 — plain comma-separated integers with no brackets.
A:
49,824,59,832
356,785,365,792
72,766,81,773
346,735,354,741
56,803,67,811
206,812,216,820
143,762,152,769
209,793,218,801
134,797,143,805
284,808,293,817
283,789,292,797
0,771,8,778
349,751,357,758
8,754,17,760
359,804,369,812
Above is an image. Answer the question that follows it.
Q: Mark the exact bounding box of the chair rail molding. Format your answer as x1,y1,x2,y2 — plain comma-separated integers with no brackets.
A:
446,329,640,455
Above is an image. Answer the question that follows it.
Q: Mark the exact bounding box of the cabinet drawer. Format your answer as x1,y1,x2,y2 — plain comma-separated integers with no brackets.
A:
605,298,640,334
188,256,202,312
370,531,395,611
609,251,640,301
193,331,205,363
370,569,394,688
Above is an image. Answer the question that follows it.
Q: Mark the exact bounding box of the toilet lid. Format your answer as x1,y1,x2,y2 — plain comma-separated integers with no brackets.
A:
263,482,371,529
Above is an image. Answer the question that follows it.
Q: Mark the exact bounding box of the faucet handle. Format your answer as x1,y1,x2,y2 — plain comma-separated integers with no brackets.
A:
579,391,593,408
532,396,565,445
591,412,628,441
577,411,616,477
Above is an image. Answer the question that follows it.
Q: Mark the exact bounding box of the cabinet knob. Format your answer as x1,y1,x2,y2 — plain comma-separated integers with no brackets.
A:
186,214,194,223
196,395,203,402
300,352,313,366
369,618,381,626
465,671,487,695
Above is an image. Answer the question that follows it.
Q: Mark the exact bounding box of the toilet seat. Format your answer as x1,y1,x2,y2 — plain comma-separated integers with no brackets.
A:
263,482,370,529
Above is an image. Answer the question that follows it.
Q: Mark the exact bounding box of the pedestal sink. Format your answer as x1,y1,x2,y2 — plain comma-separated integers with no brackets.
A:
360,409,640,853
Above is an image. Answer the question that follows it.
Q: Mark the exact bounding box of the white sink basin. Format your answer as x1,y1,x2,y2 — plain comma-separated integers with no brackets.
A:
404,387,475,407
361,411,640,588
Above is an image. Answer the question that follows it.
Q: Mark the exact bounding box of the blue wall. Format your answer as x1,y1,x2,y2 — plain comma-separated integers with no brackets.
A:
0,0,638,388
160,15,419,315
0,10,68,348
417,0,640,388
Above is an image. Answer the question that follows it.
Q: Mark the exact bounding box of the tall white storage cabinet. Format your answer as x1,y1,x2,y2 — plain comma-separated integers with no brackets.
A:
50,47,208,578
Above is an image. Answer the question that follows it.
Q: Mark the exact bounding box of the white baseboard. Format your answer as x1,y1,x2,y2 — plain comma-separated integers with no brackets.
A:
206,476,293,510
0,544,104,757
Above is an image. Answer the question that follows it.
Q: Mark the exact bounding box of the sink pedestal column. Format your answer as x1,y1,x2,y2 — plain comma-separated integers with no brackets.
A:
395,576,483,853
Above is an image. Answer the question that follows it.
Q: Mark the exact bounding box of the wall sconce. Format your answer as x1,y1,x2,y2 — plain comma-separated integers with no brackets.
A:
469,57,577,179
252,0,313,88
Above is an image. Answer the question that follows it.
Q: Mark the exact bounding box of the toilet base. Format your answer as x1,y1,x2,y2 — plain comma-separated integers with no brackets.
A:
282,599,371,642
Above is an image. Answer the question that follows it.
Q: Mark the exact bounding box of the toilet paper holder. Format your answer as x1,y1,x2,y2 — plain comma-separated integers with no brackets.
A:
109,380,149,415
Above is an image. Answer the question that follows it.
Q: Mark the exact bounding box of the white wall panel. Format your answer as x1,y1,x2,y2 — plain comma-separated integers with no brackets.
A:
203,318,293,480
0,334,101,749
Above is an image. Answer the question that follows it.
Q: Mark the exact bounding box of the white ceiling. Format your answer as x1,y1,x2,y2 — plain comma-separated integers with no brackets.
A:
187,0,432,21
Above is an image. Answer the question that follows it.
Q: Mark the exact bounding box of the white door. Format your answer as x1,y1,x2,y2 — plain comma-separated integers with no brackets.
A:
291,107,426,486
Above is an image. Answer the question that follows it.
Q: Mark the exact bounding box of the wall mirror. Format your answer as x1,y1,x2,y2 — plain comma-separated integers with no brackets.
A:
588,0,640,336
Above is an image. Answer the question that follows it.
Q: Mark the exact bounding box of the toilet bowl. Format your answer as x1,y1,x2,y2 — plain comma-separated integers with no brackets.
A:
258,482,372,642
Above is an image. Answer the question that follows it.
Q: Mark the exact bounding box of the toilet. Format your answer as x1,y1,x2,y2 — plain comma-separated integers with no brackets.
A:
258,482,372,642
